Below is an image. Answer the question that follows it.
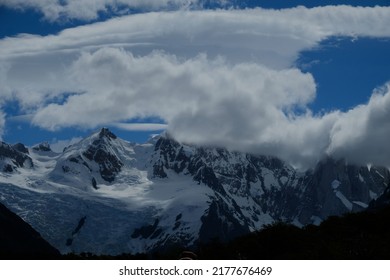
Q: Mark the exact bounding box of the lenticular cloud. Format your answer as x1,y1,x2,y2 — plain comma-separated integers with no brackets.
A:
0,0,201,21
29,48,390,169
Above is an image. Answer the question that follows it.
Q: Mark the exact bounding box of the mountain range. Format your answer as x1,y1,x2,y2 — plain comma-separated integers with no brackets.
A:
0,128,389,255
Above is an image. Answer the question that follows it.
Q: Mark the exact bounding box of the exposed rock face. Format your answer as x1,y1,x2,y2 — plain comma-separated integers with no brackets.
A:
199,198,250,243
0,129,389,255
80,128,123,183
52,128,125,188
369,185,390,210
32,142,52,152
298,158,389,224
0,142,33,172
12,143,29,154
149,136,389,239
98,127,117,139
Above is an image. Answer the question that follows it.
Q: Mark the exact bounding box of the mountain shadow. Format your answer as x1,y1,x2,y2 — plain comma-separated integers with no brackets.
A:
0,202,60,259
197,204,390,260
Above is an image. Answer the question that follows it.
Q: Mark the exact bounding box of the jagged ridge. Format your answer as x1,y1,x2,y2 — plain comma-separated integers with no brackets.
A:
0,128,389,255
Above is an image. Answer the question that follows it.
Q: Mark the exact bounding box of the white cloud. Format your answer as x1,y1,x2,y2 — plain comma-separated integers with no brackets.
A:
30,48,316,126
28,48,319,168
1,6,390,168
50,136,83,153
327,84,390,167
0,8,326,69
1,6,389,67
111,122,168,131
0,0,200,21
0,111,5,140
0,65,9,140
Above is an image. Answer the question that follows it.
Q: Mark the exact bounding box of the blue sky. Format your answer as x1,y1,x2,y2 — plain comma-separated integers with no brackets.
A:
297,36,390,112
0,1,390,168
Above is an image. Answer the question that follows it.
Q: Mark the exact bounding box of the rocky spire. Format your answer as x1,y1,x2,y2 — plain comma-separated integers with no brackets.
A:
98,127,117,139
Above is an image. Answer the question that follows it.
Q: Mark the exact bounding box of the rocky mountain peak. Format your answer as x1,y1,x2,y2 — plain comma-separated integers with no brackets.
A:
0,142,33,172
2,129,390,256
56,128,124,184
32,142,51,152
98,127,117,140
12,143,29,154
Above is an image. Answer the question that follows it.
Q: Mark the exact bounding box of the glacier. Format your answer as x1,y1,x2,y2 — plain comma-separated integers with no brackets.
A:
0,128,389,255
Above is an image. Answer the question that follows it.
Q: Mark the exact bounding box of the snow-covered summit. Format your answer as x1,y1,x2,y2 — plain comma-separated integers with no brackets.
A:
32,142,52,152
50,128,137,190
0,128,389,255
0,141,33,172
97,127,117,139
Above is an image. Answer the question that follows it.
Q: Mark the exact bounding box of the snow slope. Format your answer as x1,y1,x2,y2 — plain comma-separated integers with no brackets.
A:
0,129,389,254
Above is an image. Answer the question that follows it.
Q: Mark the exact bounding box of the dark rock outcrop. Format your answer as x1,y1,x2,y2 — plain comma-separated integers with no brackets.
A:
82,128,123,182
0,142,33,172
32,142,51,152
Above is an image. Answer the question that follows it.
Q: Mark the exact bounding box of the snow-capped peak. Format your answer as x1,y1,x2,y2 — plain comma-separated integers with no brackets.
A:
97,127,117,140
0,141,33,172
32,142,52,152
1,128,390,256
48,128,135,188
